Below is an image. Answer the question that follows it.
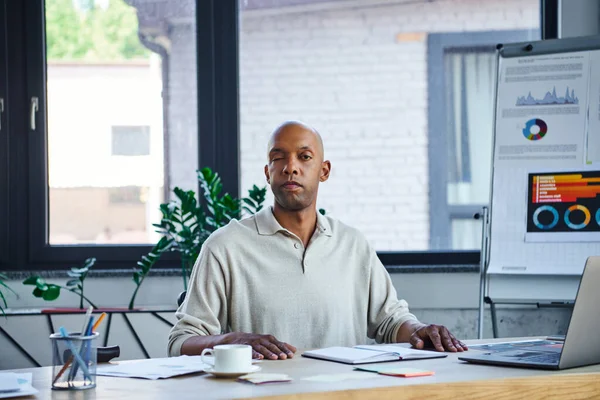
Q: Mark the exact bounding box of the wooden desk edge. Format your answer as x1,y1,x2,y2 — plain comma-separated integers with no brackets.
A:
254,371,600,400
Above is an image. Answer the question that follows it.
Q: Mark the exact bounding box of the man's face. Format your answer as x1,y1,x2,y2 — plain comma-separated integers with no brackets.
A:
264,125,330,211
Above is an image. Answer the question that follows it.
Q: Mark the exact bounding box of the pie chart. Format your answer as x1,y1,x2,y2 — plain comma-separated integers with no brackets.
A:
522,118,548,141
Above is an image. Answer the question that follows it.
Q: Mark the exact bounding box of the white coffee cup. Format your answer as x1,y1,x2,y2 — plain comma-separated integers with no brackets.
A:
201,344,252,373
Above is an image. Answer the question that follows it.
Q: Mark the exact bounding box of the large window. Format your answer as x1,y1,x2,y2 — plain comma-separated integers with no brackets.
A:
1,0,238,270
43,0,199,247
239,0,540,253
0,0,558,270
428,30,540,251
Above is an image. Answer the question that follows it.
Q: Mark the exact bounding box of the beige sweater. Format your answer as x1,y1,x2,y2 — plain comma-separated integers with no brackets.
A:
168,207,418,356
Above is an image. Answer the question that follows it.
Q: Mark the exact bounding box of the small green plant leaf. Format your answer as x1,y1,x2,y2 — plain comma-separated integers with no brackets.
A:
22,276,42,286
66,279,79,287
42,285,61,301
83,258,96,269
0,290,7,310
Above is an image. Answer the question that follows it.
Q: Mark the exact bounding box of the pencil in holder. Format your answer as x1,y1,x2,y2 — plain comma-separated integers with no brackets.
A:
50,331,99,390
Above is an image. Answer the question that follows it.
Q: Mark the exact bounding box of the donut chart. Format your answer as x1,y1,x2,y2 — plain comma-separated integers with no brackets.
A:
564,205,591,230
522,118,548,141
533,205,559,230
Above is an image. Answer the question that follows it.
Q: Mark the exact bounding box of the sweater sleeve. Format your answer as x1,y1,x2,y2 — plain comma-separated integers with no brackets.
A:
365,244,419,343
167,244,229,356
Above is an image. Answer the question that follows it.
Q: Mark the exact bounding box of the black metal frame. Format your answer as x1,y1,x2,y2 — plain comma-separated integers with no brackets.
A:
541,0,559,40
196,0,240,199
4,0,29,270
0,0,8,266
0,1,558,272
0,309,175,366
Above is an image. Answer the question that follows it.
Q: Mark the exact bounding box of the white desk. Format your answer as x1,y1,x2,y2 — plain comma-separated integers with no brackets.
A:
6,337,600,399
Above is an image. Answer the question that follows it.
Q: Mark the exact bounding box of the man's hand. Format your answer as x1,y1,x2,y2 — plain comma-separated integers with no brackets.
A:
225,332,297,360
409,324,468,352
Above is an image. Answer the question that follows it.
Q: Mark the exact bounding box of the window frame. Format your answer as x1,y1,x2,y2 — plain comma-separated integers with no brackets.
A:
0,0,8,265
427,30,540,254
0,1,555,271
541,0,559,39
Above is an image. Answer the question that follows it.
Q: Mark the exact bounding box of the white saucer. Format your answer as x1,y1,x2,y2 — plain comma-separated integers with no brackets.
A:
202,365,261,378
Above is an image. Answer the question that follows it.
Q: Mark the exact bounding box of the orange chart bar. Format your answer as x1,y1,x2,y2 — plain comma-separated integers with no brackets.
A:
532,174,600,203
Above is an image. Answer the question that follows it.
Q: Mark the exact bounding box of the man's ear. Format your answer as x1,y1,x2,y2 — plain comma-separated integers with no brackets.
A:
320,160,331,182
264,164,270,184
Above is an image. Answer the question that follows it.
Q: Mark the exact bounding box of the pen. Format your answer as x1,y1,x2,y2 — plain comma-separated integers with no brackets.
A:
58,327,91,382
52,313,107,385
69,312,95,381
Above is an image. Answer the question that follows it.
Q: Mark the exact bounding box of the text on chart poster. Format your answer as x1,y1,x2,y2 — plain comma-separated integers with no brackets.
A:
526,171,600,242
587,51,600,164
488,49,600,276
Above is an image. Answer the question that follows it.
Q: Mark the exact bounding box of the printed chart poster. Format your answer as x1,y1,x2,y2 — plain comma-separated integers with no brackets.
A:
526,170,600,242
495,52,590,167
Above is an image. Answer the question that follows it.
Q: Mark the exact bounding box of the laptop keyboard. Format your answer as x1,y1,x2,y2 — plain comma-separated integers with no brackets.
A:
520,352,560,364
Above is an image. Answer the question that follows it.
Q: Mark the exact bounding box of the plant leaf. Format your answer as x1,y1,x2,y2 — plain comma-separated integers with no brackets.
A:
66,279,79,287
83,258,96,269
42,285,61,301
0,290,7,309
0,280,17,296
23,276,42,286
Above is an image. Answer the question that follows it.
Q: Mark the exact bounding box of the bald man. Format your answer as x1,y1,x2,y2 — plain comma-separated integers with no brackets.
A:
168,121,467,360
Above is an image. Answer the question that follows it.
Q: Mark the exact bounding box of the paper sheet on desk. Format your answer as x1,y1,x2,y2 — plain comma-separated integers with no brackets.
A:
96,356,211,380
302,372,376,383
0,373,38,399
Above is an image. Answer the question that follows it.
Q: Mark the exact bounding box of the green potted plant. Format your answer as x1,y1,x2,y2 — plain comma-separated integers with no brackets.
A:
0,272,17,317
22,258,98,310
128,167,266,309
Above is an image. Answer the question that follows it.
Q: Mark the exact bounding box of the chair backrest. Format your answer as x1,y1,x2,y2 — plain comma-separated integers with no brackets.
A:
177,291,187,307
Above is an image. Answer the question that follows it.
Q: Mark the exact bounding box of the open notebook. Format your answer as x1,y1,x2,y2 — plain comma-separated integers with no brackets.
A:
302,344,447,365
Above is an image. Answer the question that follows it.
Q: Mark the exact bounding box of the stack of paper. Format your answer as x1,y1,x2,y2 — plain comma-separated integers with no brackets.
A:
0,373,38,399
96,356,209,380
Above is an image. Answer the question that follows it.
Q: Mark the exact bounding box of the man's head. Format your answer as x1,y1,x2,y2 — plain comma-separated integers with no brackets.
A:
264,121,331,212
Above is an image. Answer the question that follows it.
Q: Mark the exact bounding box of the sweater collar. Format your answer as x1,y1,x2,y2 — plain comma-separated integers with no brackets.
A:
255,206,333,237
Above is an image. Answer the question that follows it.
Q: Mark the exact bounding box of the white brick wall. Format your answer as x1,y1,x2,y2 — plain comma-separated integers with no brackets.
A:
239,0,539,250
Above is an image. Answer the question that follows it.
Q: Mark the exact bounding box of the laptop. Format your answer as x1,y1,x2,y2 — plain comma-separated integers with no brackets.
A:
459,256,600,370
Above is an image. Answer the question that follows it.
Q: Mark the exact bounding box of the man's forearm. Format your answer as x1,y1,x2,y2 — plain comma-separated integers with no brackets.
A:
180,333,233,356
396,320,427,343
